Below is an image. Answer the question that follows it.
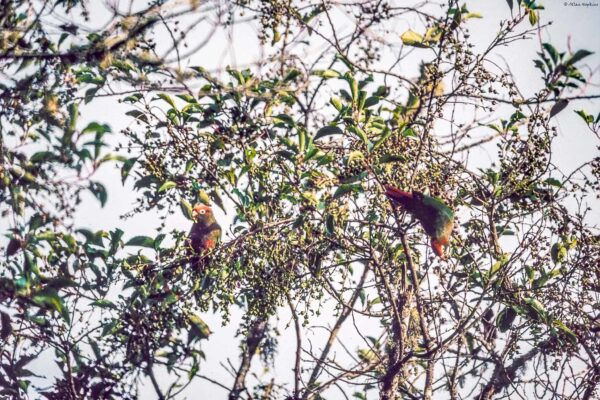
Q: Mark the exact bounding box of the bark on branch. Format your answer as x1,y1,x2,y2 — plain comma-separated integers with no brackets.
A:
229,318,269,400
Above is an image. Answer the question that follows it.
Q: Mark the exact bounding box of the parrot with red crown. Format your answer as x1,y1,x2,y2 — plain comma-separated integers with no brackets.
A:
385,185,454,259
186,204,222,266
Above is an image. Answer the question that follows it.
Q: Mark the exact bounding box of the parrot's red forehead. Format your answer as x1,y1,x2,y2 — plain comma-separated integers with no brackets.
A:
192,204,212,216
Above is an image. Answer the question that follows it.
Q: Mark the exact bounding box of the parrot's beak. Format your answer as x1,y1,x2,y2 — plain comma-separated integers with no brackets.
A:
431,239,446,260
192,205,201,219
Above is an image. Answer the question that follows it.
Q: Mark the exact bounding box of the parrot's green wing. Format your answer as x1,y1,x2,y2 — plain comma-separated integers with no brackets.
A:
421,195,454,240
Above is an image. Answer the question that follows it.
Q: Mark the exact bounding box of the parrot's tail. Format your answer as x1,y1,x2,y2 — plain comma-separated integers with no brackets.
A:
384,185,413,207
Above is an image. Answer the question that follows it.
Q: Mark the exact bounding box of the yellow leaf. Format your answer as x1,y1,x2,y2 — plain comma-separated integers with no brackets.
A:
401,30,428,48
198,190,211,205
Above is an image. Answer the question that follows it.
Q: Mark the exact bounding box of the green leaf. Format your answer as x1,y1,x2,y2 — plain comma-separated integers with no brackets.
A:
315,126,343,140
304,147,322,162
553,320,577,344
330,97,344,111
97,153,127,165
35,231,57,241
298,129,307,153
112,59,135,72
544,177,562,188
486,124,503,134
374,85,389,97
121,157,138,184
125,110,148,123
61,234,78,253
88,182,108,207
372,128,392,150
77,72,104,85
402,127,417,138
312,69,341,79
357,90,367,110
533,268,561,289
101,319,120,336
550,242,567,264
510,110,526,122
325,214,335,235
272,114,295,127
82,122,111,135
528,9,537,26
488,260,503,278
67,103,78,132
188,359,200,380
180,198,194,220
363,96,379,108
91,299,117,309
275,150,295,161
188,314,212,341
379,154,406,164
340,171,367,185
271,29,281,45
30,151,55,163
284,69,301,82
125,236,155,248
347,150,365,165
496,307,517,333
227,68,246,84
176,94,196,103
524,297,547,321
565,49,593,66
574,109,594,124
185,159,195,174
76,228,96,243
346,73,359,103
83,87,98,103
32,288,70,324
400,30,428,48
542,43,559,65
195,189,210,206
17,380,29,392
158,181,177,193
348,125,370,147
423,26,443,43
157,93,177,109
123,93,143,103
533,59,546,74
209,191,225,211
333,183,362,199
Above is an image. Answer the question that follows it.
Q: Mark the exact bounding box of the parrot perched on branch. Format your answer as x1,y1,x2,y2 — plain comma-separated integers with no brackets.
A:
384,185,454,259
186,204,222,263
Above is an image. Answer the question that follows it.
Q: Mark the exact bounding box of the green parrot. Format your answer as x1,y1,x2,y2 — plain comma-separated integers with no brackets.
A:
385,185,454,259
186,204,222,268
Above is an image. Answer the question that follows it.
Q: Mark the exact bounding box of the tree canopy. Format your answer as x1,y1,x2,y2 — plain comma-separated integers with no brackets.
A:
1,1,599,399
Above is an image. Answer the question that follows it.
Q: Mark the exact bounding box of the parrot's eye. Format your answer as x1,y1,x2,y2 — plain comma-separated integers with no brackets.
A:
199,209,206,215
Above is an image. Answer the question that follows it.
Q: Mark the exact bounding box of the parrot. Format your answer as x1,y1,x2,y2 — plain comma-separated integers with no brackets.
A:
384,185,454,259
186,204,222,266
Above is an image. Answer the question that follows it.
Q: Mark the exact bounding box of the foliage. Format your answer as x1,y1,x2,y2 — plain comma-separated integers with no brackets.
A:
1,0,599,399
